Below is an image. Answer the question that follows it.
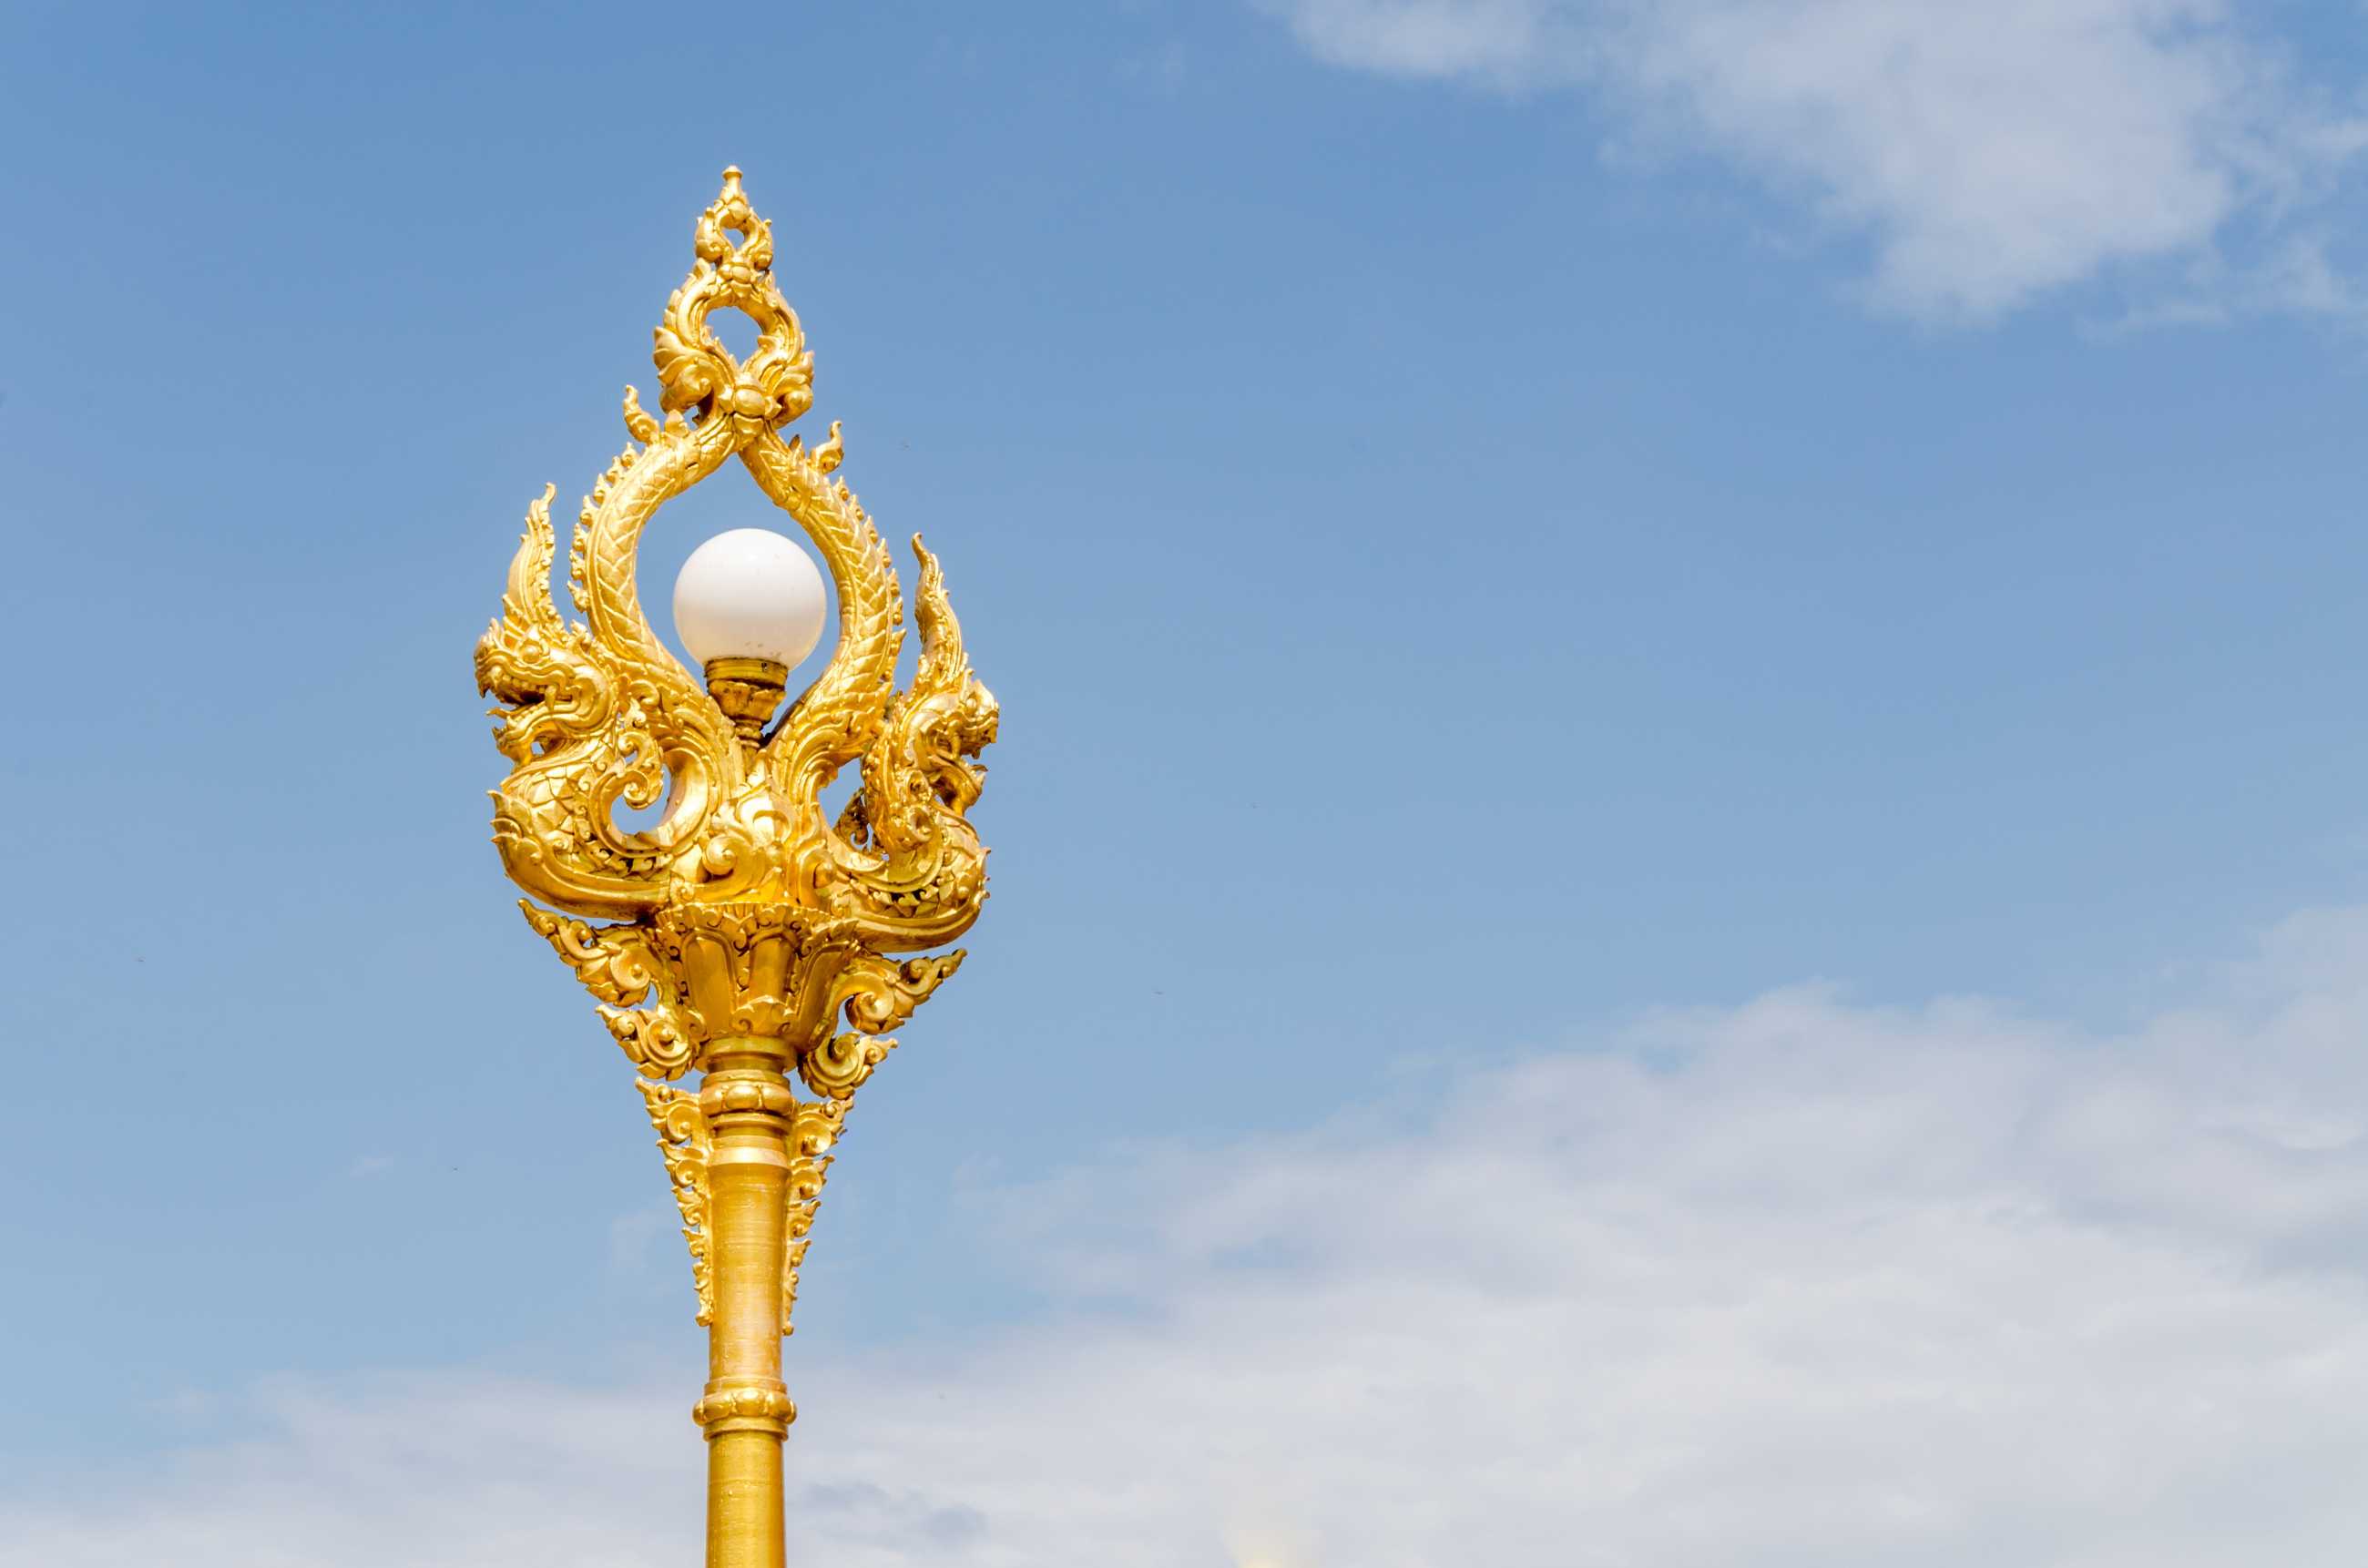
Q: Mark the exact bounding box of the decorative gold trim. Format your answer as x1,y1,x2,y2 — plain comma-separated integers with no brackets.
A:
474,168,999,1568
478,167,996,1086
638,1079,717,1323
476,166,996,952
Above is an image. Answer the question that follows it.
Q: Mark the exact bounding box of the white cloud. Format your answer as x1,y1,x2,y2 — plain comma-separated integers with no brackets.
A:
1266,0,2368,321
11,909,2368,1565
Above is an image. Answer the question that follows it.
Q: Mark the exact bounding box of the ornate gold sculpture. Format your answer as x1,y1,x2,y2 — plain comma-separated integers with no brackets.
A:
474,168,995,1568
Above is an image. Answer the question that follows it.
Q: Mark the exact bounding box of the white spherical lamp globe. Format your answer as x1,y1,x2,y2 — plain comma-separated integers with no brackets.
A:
672,528,829,670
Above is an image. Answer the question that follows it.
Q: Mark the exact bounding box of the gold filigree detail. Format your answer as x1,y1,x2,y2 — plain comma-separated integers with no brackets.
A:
638,1078,716,1324
604,1003,699,1080
834,951,965,1034
478,165,995,988
632,1075,851,1339
783,1095,848,1335
519,901,657,1005
477,165,995,1409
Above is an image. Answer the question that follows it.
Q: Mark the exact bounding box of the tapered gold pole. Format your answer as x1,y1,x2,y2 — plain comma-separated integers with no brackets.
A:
692,1038,797,1568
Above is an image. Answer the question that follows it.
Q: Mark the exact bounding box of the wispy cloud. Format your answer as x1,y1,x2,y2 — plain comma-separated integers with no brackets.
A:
1265,0,2368,323
10,908,2368,1564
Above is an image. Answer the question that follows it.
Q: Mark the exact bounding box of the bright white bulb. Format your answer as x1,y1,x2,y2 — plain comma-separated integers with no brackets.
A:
672,528,828,668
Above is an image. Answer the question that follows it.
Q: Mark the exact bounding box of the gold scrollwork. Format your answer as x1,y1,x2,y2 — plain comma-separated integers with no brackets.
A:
783,1095,848,1336
638,1078,717,1324
633,1075,855,1339
480,168,995,1335
478,167,995,945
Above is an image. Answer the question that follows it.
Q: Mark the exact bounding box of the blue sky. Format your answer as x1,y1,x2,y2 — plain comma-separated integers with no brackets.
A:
5,3,2368,1563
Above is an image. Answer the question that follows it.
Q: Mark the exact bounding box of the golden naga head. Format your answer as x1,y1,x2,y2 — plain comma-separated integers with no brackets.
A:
475,168,996,1091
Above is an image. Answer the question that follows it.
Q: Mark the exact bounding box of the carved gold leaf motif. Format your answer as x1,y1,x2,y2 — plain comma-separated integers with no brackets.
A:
476,168,995,1353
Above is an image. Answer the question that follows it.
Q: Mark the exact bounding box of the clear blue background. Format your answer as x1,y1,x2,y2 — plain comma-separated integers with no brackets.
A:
3,0,2363,1467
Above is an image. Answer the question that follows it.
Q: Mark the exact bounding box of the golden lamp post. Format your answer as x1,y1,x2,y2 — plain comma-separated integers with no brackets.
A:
473,168,997,1568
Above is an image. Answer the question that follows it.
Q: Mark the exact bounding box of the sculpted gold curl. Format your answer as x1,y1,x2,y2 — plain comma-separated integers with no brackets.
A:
473,168,996,1568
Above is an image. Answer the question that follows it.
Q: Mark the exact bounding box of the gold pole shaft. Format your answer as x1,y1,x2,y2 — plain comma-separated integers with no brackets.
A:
692,1039,797,1568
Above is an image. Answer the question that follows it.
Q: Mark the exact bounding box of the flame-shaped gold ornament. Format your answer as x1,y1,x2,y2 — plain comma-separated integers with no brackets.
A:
474,168,995,1568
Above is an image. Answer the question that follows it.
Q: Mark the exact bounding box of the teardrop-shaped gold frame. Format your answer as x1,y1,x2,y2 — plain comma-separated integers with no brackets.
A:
477,168,995,948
